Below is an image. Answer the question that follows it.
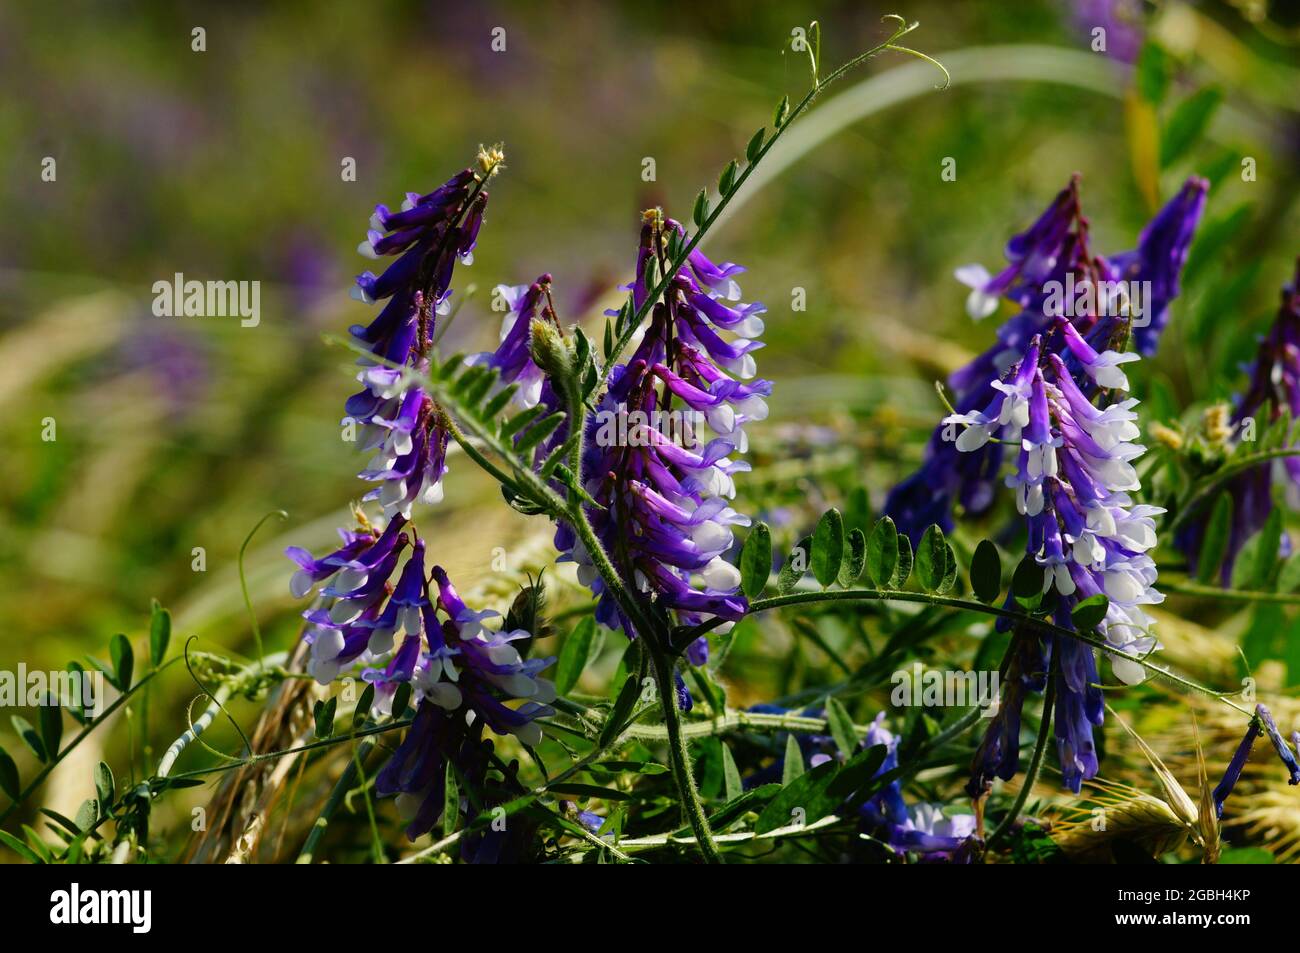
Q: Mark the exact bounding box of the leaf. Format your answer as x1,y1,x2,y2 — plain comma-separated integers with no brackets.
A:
916,525,949,592
514,411,566,456
1195,493,1234,584
313,697,337,739
591,760,668,776
782,733,805,785
1160,87,1222,168
1220,847,1275,865
443,762,460,837
109,633,134,692
600,675,640,748
971,539,1002,604
74,798,98,833
825,744,887,801
149,599,171,667
811,508,845,587
391,683,412,720
354,683,376,725
824,697,858,758
866,517,898,588
554,617,600,696
777,535,812,594
500,404,547,439
1135,42,1168,106
773,95,790,128
94,762,115,808
0,829,42,864
839,528,866,588
754,759,840,834
893,533,913,588
707,784,780,830
547,783,634,802
692,189,710,228
1277,552,1300,595
721,743,743,803
21,825,53,863
745,127,765,163
39,703,62,761
1011,554,1045,603
718,159,739,195
0,747,19,800
1071,594,1110,631
11,716,46,763
739,522,772,599
1232,508,1283,592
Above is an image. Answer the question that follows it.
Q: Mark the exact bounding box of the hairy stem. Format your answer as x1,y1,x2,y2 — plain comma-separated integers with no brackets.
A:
646,642,723,864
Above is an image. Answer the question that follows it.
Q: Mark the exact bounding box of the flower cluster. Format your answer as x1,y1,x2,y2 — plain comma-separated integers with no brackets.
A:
1178,259,1300,581
286,157,565,848
343,159,496,518
556,212,768,660
290,527,556,839
885,175,1206,542
858,714,980,861
945,323,1164,793
371,566,555,841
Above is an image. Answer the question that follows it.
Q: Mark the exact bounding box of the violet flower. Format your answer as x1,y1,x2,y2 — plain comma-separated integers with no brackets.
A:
885,176,1206,543
465,276,553,411
945,325,1164,793
343,159,497,519
555,213,766,657
859,714,980,861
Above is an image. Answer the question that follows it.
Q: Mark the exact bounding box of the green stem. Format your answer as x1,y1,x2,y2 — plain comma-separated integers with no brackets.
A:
988,652,1058,848
601,15,927,377
239,510,287,673
646,643,723,864
681,587,1248,714
1162,577,1300,605
1166,448,1300,535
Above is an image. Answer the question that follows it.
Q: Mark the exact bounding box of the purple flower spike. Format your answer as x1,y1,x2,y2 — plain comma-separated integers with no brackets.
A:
886,175,1205,543
946,317,1163,793
556,212,764,650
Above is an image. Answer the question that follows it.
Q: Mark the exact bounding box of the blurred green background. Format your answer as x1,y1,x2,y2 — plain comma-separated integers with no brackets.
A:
2,0,1298,829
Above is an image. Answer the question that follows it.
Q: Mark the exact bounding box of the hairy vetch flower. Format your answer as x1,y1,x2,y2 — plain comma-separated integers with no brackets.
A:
465,275,555,411
886,175,1206,542
947,324,1164,793
1177,259,1300,582
343,162,496,517
859,713,979,861
369,566,555,841
556,212,767,661
288,526,555,841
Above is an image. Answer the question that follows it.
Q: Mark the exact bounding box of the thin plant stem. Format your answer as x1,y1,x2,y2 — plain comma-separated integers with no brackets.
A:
647,643,723,864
